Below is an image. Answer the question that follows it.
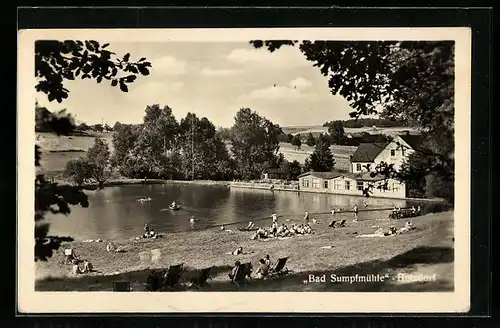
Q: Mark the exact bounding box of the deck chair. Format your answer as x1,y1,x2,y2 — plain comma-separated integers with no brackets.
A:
190,267,213,288
162,263,184,289
337,219,347,227
232,262,252,286
146,269,166,291
269,257,291,276
328,220,336,228
113,281,130,292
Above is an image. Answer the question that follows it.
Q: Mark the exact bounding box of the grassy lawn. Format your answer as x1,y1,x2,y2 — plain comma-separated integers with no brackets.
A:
36,210,454,292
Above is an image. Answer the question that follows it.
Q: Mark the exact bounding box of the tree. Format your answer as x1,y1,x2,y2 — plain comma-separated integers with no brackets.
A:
291,134,302,150
303,158,311,173
64,158,94,186
309,134,335,172
250,40,454,202
35,102,74,134
127,104,181,178
63,138,111,188
287,133,294,143
36,40,151,102
229,108,283,180
86,138,111,188
306,132,316,147
34,40,151,261
111,123,140,169
327,120,345,145
76,122,91,131
178,113,234,180
280,159,302,181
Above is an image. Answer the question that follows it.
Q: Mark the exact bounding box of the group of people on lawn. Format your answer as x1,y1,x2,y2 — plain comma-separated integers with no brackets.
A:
228,254,272,282
64,249,94,275
248,213,315,240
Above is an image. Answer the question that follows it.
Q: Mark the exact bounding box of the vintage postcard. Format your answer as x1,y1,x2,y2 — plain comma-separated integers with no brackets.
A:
18,27,471,313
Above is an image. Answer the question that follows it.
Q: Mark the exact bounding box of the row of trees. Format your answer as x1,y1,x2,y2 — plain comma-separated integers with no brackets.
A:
66,106,289,183
75,122,113,133
65,105,342,184
323,118,407,129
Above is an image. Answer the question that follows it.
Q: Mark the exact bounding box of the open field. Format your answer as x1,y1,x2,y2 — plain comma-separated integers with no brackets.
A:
36,210,454,292
279,142,356,168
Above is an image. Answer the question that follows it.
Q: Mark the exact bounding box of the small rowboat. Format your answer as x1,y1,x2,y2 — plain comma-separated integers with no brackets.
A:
169,205,181,211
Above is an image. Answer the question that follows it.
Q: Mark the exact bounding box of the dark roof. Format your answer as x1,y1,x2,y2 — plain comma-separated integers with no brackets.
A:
398,135,422,150
350,143,388,162
298,171,343,180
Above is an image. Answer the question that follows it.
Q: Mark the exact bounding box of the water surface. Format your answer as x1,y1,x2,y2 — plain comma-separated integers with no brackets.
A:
47,184,445,240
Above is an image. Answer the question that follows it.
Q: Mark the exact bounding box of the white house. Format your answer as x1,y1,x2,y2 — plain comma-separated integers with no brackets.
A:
297,171,406,199
350,134,421,173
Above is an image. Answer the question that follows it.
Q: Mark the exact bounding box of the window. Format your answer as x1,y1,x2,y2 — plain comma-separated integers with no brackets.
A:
323,180,329,189
357,181,364,191
345,181,351,190
356,163,362,171
334,180,342,190
401,148,405,156
392,182,399,193
302,179,310,187
390,149,395,156
312,179,320,188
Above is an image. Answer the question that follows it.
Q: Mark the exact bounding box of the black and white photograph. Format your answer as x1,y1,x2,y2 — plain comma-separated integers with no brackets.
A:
18,27,471,313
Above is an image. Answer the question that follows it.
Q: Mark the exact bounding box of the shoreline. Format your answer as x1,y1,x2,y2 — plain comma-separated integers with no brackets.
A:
51,178,231,190
36,210,455,292
50,177,447,203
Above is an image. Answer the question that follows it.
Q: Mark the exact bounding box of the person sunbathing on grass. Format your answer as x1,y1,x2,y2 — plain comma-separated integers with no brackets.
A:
70,259,82,274
82,260,94,273
228,261,241,281
255,259,270,279
264,254,271,267
106,242,116,252
231,247,243,255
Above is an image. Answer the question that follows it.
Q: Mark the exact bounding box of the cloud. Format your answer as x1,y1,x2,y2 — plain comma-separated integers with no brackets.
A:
201,67,241,76
239,77,316,102
226,47,310,67
151,56,187,76
240,85,317,102
288,77,312,90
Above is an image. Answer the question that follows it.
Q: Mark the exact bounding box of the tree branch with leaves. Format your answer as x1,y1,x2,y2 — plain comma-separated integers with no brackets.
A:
34,40,152,261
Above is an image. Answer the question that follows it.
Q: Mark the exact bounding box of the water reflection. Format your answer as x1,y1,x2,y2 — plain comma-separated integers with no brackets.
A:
46,184,445,240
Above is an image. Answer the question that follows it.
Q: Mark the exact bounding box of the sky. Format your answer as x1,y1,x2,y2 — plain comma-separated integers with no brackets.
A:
36,41,357,128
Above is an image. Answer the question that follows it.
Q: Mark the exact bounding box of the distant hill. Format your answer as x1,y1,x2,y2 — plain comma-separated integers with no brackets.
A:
281,125,418,138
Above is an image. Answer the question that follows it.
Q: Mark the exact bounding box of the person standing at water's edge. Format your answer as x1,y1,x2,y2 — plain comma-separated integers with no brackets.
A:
271,213,278,223
353,204,358,222
304,211,309,222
